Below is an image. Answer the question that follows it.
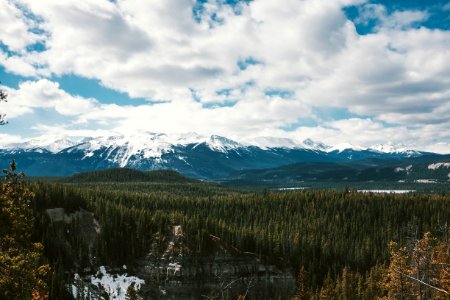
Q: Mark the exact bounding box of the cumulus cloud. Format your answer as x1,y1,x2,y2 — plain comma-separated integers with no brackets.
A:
355,4,429,30
0,0,449,152
442,2,450,11
0,0,41,52
0,133,22,146
2,79,97,118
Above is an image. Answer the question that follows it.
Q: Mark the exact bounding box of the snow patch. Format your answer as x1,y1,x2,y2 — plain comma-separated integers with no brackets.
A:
243,137,329,151
428,162,450,170
328,143,366,153
276,187,308,191
71,266,144,300
369,144,420,156
394,165,413,174
206,135,242,153
415,179,437,184
167,262,182,275
357,190,415,194
4,137,77,153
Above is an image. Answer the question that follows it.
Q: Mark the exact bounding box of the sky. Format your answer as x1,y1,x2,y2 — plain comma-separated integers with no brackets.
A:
1,0,450,152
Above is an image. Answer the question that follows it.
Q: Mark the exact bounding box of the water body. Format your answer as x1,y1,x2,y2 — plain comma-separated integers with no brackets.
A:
357,189,415,194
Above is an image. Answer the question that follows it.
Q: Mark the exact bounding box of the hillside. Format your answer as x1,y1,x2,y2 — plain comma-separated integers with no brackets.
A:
229,154,450,184
65,168,192,183
31,181,450,299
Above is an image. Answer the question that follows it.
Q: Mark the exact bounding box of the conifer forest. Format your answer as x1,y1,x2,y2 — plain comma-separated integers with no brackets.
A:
1,167,449,299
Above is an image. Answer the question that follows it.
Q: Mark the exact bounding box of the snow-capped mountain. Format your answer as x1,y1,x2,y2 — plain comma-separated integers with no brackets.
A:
61,133,246,168
244,136,329,151
368,143,421,157
0,132,438,178
4,137,78,153
327,143,366,153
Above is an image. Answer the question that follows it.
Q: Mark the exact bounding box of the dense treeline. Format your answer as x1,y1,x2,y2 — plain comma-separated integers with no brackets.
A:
30,180,450,298
292,231,450,299
65,168,193,184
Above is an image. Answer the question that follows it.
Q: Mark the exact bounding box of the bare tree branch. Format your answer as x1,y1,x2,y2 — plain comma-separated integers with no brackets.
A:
393,268,450,296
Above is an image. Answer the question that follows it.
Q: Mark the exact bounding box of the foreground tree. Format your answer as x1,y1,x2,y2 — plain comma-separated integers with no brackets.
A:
0,160,50,299
382,232,450,299
0,84,7,125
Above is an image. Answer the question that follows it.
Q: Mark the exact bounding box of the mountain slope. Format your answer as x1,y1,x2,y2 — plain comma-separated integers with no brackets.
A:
0,133,442,179
228,154,450,183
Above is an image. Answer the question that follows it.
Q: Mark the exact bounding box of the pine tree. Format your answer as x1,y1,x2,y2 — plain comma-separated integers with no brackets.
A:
382,241,412,300
0,160,50,299
125,283,139,300
319,273,336,300
293,266,310,300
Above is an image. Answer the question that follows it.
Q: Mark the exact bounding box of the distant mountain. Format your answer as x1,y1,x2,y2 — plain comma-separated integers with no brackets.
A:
0,132,443,179
228,154,450,184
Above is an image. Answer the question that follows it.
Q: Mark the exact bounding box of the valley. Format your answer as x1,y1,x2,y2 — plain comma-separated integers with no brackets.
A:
24,168,450,299
2,134,450,299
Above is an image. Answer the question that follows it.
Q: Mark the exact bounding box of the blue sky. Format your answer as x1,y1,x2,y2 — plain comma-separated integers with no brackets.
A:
1,0,450,152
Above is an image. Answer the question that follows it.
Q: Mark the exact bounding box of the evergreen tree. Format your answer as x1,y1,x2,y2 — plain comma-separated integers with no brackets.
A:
293,266,310,300
0,161,50,299
319,273,336,300
125,283,139,300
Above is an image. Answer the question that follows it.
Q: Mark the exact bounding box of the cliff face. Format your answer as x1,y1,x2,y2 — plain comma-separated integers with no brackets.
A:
134,225,296,299
44,210,295,299
45,207,101,267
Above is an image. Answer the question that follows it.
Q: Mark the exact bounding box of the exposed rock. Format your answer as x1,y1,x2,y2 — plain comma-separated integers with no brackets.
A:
45,207,100,267
134,225,296,299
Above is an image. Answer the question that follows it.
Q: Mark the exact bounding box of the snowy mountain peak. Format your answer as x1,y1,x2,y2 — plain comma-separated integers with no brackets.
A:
301,138,330,151
243,137,299,149
328,143,366,153
1,133,428,161
242,137,329,151
369,143,420,156
4,137,77,153
370,143,401,153
207,135,242,152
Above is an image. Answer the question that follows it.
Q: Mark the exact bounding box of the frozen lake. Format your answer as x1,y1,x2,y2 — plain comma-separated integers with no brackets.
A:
357,189,415,194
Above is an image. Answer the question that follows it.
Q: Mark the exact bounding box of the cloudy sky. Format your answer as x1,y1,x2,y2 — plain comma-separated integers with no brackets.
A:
1,0,450,152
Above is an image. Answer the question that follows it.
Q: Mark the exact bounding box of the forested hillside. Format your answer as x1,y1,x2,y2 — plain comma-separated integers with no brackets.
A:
25,174,450,299
65,168,192,183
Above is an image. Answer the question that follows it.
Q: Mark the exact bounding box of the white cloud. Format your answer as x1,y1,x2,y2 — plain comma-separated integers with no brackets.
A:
443,2,450,11
0,0,41,52
3,79,97,118
0,0,449,151
0,133,22,146
355,4,429,30
421,143,450,154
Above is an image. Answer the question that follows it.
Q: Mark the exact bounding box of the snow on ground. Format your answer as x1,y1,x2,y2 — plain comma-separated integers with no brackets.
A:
395,165,413,174
415,179,437,183
167,262,182,276
428,162,450,170
71,266,144,300
276,187,308,191
357,190,415,194
329,143,366,152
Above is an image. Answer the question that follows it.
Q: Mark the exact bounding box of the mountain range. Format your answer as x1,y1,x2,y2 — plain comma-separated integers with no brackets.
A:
1,133,449,182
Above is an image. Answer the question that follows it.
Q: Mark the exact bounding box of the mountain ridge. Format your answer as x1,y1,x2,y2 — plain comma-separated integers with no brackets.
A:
0,132,445,179
2,132,431,155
